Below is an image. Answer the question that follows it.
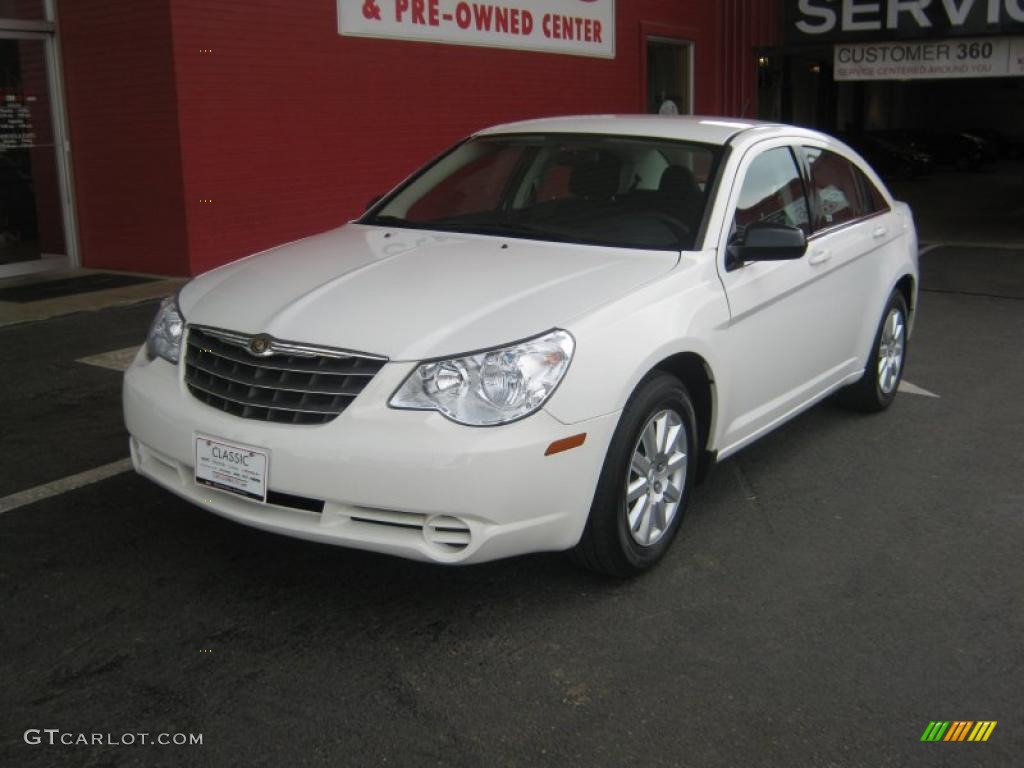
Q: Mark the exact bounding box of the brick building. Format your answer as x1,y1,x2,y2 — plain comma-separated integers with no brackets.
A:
1,1,783,277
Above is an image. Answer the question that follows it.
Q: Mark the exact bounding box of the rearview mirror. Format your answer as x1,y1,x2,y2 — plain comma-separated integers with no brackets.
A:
726,222,807,271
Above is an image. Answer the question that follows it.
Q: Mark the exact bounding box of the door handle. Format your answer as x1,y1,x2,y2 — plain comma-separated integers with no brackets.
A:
808,248,832,265
872,226,888,239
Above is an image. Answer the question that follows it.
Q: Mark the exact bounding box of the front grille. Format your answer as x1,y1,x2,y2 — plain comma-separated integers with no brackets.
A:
184,326,386,425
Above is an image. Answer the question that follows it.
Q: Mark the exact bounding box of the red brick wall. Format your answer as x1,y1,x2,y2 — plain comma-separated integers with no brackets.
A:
717,0,784,117
59,0,782,276
58,0,190,274
170,0,781,274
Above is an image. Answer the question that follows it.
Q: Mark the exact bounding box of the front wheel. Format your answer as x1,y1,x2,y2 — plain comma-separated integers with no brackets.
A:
570,373,697,577
836,290,909,412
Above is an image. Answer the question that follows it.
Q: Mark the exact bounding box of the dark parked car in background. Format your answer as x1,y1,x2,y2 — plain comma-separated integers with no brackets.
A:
873,130,984,171
963,129,1024,161
961,132,998,164
840,133,933,180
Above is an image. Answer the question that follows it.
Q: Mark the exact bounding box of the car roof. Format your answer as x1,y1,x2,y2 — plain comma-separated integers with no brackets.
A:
474,115,833,148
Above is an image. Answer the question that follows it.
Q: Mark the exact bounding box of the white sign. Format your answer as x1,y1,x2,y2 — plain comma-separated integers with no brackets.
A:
195,436,269,502
834,36,1024,80
339,0,615,59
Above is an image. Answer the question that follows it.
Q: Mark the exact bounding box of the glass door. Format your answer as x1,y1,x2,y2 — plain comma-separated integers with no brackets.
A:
1,1,75,277
0,33,67,269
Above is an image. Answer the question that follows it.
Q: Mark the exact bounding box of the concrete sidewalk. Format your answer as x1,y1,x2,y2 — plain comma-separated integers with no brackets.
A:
0,268,185,328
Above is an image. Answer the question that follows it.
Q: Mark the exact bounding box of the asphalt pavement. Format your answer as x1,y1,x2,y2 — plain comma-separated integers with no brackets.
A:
1,245,1022,764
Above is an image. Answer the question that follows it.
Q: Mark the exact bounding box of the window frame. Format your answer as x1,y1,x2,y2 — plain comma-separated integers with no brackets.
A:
797,145,891,239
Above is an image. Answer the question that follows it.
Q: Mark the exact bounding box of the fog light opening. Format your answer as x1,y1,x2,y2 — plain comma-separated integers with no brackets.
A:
423,515,472,553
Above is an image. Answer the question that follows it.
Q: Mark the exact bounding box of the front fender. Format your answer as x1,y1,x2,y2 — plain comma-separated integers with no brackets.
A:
545,251,730,432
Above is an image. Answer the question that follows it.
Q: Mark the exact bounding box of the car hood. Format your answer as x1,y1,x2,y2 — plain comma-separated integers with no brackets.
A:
179,224,678,361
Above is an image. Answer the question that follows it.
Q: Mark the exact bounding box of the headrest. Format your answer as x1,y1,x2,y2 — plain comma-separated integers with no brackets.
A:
659,165,701,199
569,154,621,200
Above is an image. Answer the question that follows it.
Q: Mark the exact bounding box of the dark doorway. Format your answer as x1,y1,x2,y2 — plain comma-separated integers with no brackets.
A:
646,38,692,115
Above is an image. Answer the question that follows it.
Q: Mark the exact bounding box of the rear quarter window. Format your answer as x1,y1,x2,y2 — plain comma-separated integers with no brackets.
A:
853,165,890,215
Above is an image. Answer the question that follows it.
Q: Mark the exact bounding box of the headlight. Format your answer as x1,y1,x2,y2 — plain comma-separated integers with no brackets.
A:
146,295,185,363
390,330,574,426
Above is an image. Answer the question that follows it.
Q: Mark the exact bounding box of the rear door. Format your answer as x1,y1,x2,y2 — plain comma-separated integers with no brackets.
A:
799,143,901,376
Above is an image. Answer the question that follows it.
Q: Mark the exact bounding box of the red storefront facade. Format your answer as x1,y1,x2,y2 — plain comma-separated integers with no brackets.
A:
5,1,783,277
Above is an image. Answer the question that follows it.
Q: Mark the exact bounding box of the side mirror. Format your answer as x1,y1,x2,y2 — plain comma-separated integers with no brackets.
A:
365,194,384,212
726,222,807,271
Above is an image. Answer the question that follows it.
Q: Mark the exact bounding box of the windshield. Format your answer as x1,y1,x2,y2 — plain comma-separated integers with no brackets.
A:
363,134,722,251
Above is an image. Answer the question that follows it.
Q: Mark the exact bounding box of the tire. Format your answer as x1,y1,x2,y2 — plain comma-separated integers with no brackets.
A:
836,290,909,412
570,373,698,577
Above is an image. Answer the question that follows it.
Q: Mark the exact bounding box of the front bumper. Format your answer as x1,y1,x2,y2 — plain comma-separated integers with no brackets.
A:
123,348,618,564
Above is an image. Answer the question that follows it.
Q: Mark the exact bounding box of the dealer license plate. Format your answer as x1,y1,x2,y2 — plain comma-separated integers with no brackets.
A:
195,435,268,502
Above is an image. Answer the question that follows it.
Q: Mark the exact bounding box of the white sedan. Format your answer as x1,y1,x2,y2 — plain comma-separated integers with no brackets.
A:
124,116,918,576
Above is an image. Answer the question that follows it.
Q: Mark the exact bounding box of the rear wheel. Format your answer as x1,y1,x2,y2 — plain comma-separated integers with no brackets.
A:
570,373,697,577
837,290,908,412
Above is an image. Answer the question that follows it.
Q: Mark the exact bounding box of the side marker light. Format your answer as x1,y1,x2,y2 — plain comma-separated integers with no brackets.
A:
545,433,587,456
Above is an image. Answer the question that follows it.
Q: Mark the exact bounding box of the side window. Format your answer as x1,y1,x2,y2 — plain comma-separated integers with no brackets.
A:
853,165,890,214
731,147,810,241
803,148,866,230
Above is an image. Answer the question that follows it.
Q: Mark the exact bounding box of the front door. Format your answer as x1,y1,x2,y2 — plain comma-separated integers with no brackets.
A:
714,139,844,455
0,25,72,274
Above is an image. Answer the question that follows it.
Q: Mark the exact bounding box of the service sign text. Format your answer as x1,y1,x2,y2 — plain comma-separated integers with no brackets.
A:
834,34,1024,77
787,0,1024,42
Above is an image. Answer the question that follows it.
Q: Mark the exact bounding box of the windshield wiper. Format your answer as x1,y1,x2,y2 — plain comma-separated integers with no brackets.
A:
365,214,426,229
367,216,583,245
433,220,578,243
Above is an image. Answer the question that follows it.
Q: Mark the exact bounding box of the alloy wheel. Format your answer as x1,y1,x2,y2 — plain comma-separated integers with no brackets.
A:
877,306,905,395
624,408,688,547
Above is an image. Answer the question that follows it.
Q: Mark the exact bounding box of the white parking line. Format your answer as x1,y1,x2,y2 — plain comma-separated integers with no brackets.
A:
927,240,1024,250
0,458,133,515
899,380,940,398
76,346,140,372
918,244,943,256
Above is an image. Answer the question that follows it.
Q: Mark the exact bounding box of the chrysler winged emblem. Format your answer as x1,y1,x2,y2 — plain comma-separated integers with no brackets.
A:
249,334,273,356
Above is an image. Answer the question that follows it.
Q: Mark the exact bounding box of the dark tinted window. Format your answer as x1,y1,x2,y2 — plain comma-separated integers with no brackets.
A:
804,148,866,230
366,135,722,251
731,147,810,240
853,166,890,214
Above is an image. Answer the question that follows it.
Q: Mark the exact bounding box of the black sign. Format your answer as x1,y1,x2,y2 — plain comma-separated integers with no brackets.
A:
786,0,1024,43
